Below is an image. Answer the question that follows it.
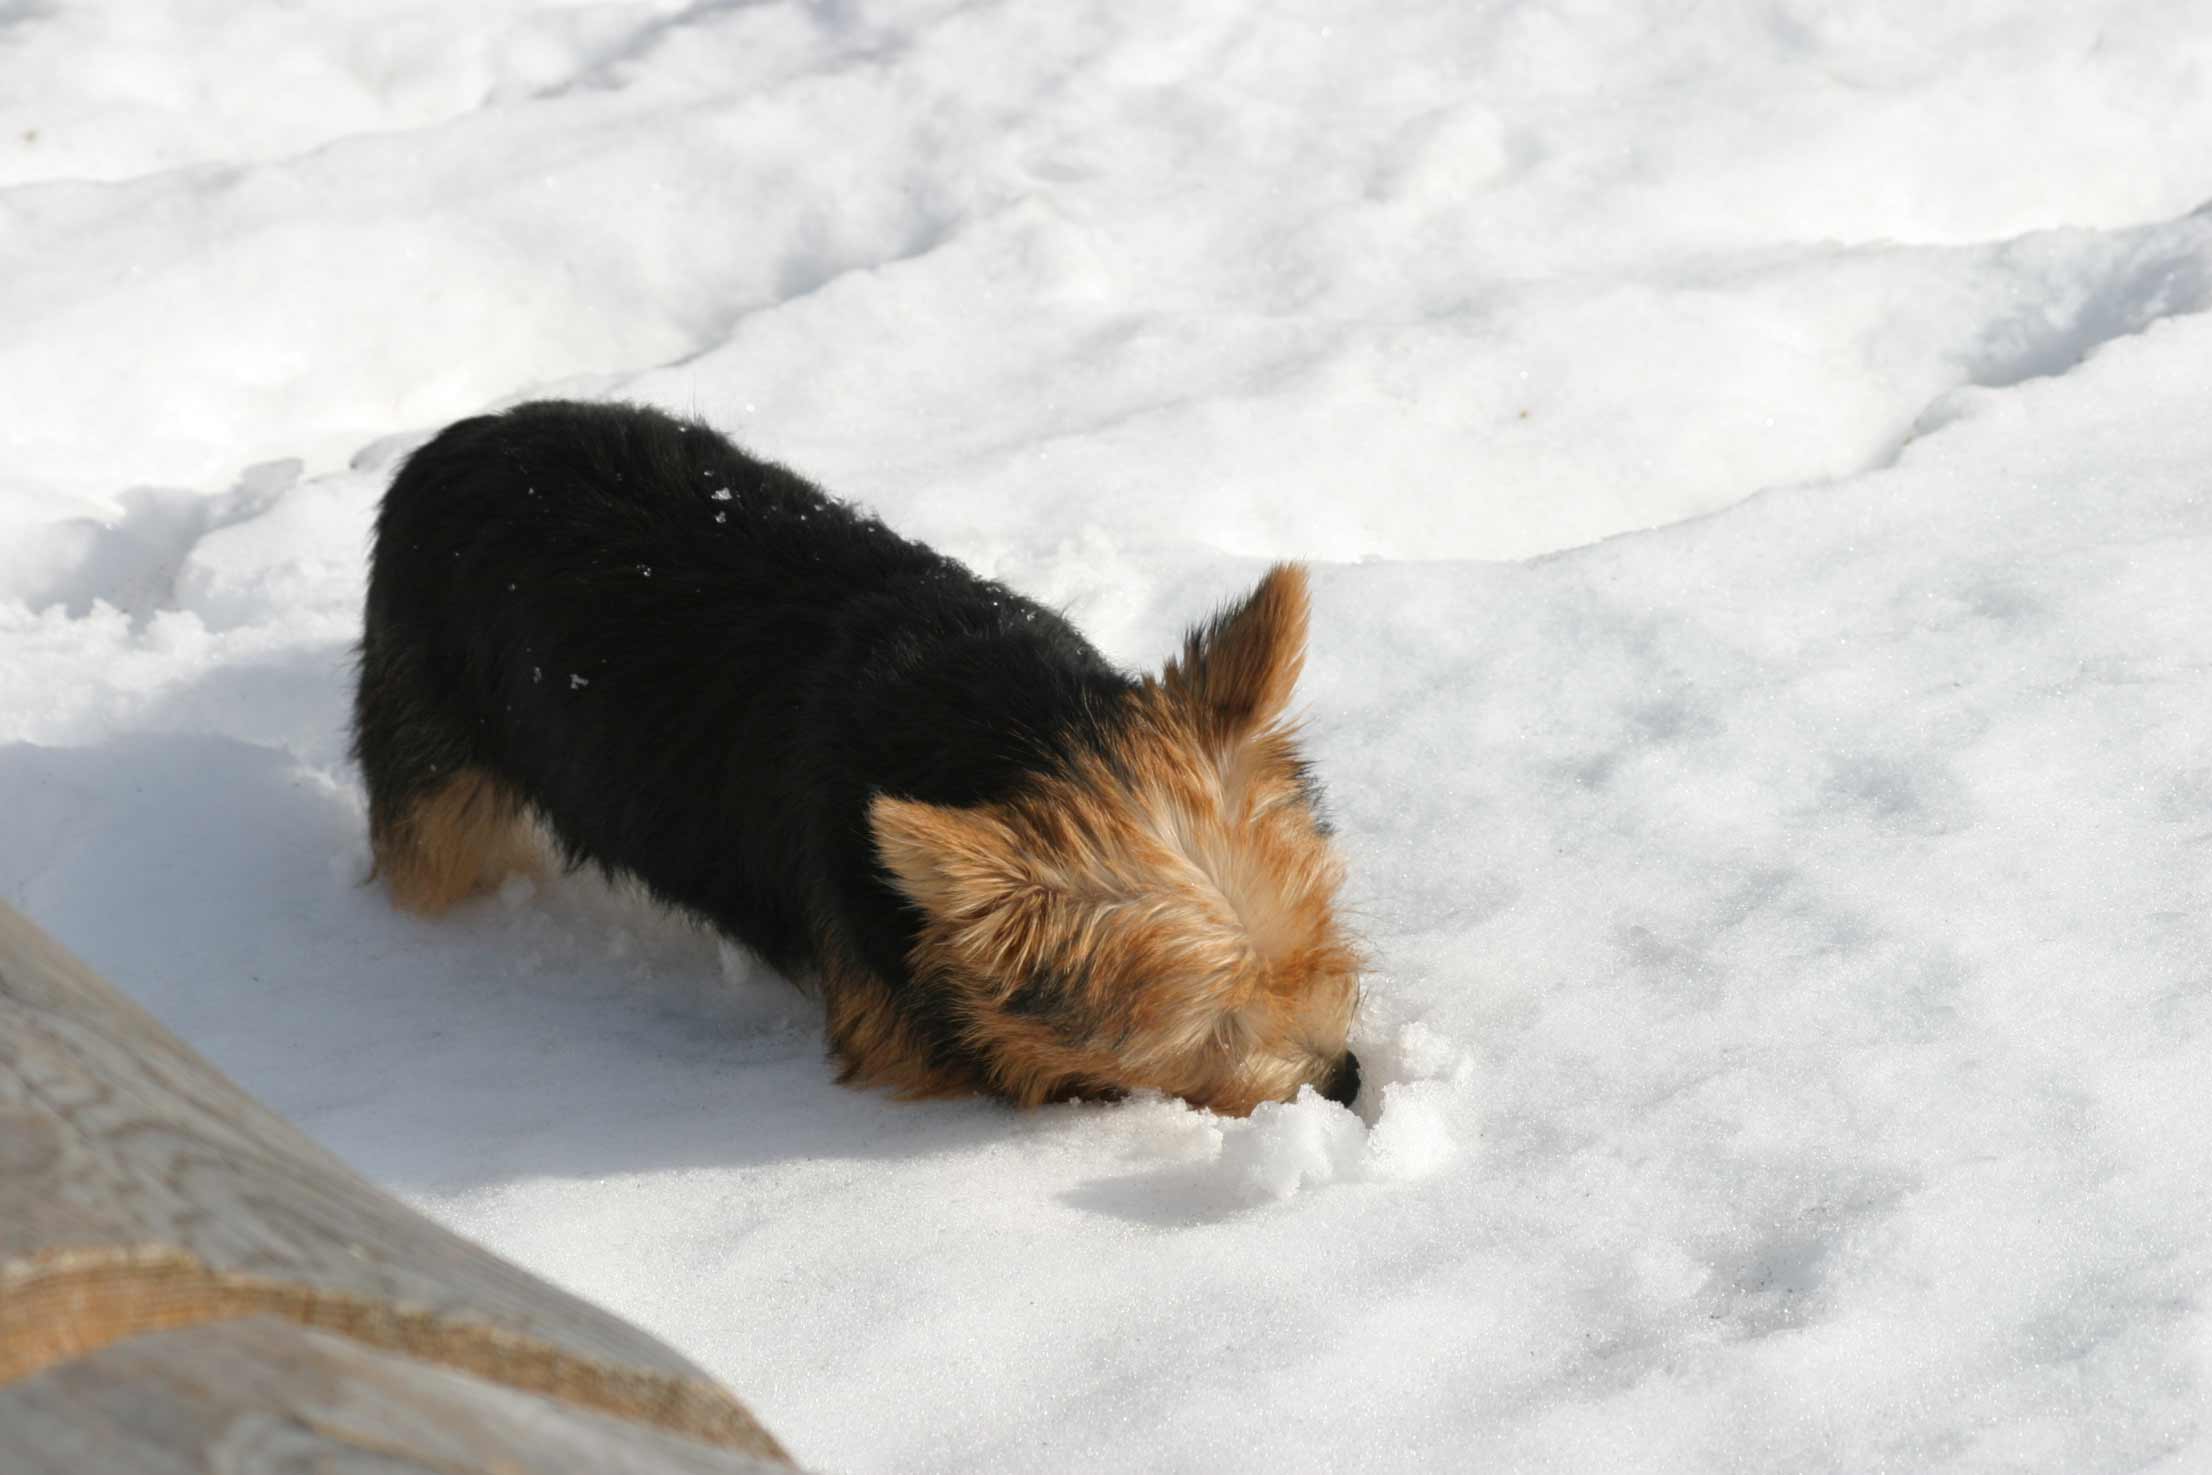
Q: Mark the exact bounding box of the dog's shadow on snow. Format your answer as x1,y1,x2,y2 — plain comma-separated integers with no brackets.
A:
0,650,1035,1199
1054,1156,1265,1228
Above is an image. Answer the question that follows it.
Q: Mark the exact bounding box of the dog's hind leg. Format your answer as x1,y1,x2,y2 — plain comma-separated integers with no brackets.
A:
353,636,539,914
373,766,540,915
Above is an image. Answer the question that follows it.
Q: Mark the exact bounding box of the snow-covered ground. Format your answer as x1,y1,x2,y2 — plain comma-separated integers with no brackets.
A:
6,3,2212,1470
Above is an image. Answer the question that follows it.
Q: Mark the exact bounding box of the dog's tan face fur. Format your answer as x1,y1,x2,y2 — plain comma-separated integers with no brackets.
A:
863,565,1359,1115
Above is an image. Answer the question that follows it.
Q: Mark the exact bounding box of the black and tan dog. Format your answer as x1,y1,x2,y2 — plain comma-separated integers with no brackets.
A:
353,400,1360,1113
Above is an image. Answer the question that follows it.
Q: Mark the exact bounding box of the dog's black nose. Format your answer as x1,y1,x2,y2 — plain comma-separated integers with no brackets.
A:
1318,1050,1361,1106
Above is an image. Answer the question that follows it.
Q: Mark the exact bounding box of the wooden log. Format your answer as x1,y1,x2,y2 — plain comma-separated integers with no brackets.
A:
0,900,796,1469
3,1316,792,1475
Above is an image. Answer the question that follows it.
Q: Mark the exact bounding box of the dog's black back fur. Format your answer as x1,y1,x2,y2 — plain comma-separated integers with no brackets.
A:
357,401,1138,1070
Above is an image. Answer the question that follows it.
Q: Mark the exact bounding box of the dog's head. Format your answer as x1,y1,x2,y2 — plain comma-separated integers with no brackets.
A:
869,564,1361,1114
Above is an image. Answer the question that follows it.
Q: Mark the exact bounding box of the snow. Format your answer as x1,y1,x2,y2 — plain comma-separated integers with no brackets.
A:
5,3,2211,1471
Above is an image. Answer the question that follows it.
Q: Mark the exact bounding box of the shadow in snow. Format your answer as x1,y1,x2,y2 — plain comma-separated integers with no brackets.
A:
17,459,299,627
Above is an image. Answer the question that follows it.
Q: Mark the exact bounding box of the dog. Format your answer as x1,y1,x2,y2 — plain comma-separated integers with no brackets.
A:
353,400,1360,1114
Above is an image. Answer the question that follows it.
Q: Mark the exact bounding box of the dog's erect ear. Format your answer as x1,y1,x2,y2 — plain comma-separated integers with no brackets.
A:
869,794,1028,918
1163,563,1309,738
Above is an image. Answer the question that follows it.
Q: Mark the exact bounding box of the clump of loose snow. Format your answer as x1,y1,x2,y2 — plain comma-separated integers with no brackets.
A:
1217,1092,1371,1201
6,5,2212,1474
1083,1016,1480,1209
1213,1018,1472,1202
